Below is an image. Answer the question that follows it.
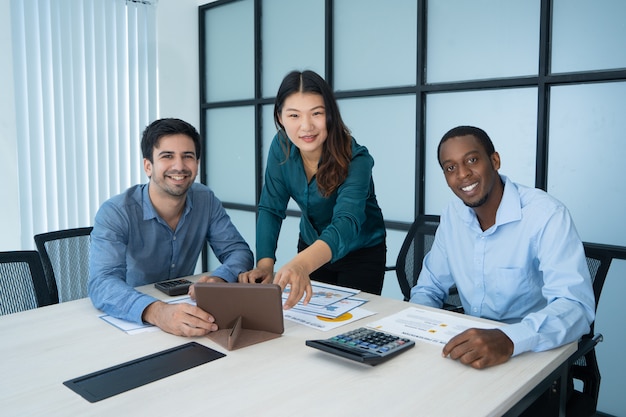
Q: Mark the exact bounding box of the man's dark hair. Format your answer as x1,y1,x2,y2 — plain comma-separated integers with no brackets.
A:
437,125,495,167
141,118,202,162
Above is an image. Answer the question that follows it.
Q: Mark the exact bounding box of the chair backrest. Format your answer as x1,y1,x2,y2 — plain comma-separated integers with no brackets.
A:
581,242,626,332
0,250,54,315
34,227,93,303
565,242,626,415
395,215,440,301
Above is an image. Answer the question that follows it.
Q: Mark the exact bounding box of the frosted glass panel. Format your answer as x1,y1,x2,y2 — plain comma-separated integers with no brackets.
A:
208,209,256,271
427,0,540,83
205,107,255,205
261,0,325,98
262,104,276,178
274,216,300,269
262,104,299,212
548,82,626,246
425,89,537,215
333,0,417,90
204,0,254,101
208,212,302,269
338,96,416,222
552,0,626,73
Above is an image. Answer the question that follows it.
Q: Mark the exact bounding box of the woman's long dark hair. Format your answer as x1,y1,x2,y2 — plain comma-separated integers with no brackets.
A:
274,70,352,197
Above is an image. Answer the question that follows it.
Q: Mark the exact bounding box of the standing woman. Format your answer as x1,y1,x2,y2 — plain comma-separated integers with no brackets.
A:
239,70,386,309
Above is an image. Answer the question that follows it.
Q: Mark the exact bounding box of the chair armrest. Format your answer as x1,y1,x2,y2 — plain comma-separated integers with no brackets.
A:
568,333,603,366
443,304,464,313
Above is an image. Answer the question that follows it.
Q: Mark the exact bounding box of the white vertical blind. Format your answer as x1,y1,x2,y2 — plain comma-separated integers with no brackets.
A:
11,0,158,248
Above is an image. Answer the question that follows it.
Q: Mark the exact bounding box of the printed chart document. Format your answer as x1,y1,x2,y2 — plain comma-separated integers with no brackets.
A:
283,281,360,309
290,295,367,318
284,303,376,331
367,306,504,346
282,282,374,330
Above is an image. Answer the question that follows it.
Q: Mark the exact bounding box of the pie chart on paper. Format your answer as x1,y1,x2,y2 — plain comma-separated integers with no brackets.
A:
317,312,354,322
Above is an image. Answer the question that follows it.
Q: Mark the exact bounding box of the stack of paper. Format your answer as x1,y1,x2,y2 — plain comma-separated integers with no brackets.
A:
282,282,376,331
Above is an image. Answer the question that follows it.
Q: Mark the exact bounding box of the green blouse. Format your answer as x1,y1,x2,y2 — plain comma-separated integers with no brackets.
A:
256,133,386,263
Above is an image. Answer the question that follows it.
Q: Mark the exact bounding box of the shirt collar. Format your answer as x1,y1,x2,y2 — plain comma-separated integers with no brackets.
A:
453,174,522,230
141,183,194,222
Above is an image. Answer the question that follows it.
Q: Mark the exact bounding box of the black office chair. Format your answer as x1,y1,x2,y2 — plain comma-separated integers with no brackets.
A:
565,242,626,417
388,215,462,311
34,227,93,303
0,250,54,315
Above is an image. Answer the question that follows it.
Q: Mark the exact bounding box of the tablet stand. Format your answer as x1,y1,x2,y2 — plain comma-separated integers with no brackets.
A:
207,316,281,350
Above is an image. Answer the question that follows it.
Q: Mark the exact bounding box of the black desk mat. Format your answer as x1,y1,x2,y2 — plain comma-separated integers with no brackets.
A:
63,342,225,402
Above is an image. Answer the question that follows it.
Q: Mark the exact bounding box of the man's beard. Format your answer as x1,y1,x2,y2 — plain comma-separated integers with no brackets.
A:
463,192,489,208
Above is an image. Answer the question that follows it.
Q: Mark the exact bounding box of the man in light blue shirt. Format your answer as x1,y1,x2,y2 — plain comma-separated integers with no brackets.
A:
89,118,253,337
410,125,595,369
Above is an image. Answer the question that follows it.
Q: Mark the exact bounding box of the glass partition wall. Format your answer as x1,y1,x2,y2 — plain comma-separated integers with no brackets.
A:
200,2,626,412
200,0,626,269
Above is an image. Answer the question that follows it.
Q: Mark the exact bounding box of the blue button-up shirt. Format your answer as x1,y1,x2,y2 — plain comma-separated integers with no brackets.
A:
410,175,595,356
88,183,253,324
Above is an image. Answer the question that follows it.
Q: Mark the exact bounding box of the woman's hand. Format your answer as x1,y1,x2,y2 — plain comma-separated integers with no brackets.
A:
188,275,226,300
273,261,313,309
238,266,274,284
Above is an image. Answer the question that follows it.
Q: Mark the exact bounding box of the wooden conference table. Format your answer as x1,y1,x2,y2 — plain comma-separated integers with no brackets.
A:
1,278,575,417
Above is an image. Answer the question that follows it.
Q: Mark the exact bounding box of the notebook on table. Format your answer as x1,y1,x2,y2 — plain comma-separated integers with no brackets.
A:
194,282,284,350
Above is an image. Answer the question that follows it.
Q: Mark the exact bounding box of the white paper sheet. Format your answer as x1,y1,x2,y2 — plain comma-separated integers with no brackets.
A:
367,306,504,346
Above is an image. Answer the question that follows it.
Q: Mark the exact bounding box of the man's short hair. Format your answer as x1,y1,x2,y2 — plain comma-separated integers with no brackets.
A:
437,125,495,167
141,118,202,162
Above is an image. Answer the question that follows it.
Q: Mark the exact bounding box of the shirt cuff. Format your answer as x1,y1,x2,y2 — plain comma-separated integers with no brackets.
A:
500,322,539,356
132,294,159,325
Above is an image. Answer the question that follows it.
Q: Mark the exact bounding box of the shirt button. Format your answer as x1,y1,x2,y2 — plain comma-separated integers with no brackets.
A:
173,236,177,240
171,264,175,268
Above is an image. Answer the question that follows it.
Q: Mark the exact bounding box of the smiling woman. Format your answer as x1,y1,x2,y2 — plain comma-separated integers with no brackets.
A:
238,70,387,308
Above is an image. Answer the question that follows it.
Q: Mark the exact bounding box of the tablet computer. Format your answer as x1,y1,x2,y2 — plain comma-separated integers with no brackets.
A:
194,282,284,335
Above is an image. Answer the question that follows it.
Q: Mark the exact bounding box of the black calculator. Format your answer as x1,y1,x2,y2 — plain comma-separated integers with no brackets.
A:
154,279,192,296
305,327,415,366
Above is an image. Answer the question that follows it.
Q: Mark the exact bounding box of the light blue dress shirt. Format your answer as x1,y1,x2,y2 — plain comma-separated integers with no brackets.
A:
410,175,595,356
88,183,253,324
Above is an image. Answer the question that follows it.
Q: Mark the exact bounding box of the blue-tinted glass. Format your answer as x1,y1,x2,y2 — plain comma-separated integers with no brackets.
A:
338,95,416,222
425,89,537,214
274,216,300,268
333,0,417,90
205,107,255,205
261,104,299,212
427,0,540,83
204,1,254,101
207,209,256,271
548,82,626,246
552,0,626,73
261,0,325,98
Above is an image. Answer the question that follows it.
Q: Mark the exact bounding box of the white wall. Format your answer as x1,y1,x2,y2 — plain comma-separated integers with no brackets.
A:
156,0,210,127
